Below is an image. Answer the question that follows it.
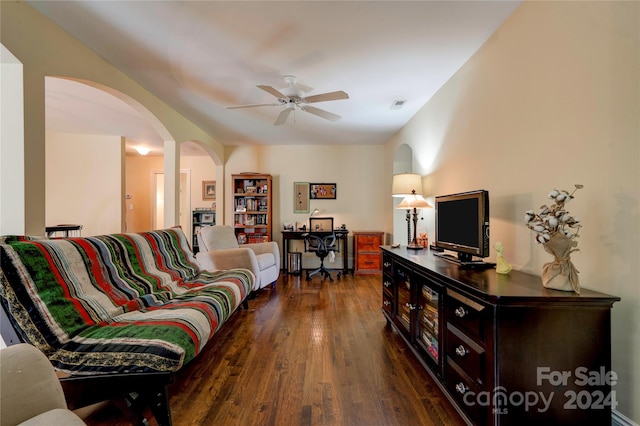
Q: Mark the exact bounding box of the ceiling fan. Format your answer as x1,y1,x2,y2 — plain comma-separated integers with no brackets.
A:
226,75,349,125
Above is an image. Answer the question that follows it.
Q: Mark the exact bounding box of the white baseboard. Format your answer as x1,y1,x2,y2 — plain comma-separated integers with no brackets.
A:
613,410,639,426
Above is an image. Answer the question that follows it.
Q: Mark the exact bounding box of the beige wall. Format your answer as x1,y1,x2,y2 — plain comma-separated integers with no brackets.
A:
225,144,387,268
46,132,123,236
385,1,639,422
183,155,219,211
0,45,25,235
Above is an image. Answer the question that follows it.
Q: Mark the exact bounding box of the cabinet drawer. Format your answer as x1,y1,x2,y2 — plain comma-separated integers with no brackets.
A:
445,358,488,425
356,234,383,251
382,290,394,316
446,290,488,343
382,256,393,276
382,275,394,294
446,324,486,387
357,254,381,270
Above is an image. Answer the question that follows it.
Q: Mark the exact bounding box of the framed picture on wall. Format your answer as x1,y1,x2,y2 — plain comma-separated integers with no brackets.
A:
310,183,336,200
294,182,310,213
202,181,216,200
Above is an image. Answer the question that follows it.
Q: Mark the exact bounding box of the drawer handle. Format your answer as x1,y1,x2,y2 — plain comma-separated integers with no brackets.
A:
383,281,391,288
384,262,391,267
455,382,468,394
454,306,468,318
405,303,418,311
383,300,392,306
455,345,468,357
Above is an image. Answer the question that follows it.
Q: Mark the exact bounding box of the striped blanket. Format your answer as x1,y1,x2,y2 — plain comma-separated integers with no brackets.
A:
0,227,253,375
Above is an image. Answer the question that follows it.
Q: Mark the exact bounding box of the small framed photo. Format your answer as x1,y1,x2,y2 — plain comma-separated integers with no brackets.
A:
310,217,333,232
283,221,294,231
201,213,214,223
294,182,310,213
202,181,216,200
310,183,337,200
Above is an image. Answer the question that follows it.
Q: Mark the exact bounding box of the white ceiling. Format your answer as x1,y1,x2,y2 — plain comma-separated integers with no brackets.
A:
28,1,521,156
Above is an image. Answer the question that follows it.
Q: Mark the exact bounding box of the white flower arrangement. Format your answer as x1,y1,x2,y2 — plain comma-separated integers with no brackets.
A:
525,184,584,244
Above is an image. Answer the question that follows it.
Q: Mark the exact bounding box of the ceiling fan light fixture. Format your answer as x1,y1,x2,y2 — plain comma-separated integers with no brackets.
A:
228,75,348,126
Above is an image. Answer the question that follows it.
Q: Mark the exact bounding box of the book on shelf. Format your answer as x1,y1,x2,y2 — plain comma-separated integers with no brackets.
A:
247,233,267,244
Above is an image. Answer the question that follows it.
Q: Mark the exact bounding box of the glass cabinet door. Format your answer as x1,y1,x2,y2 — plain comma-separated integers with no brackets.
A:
394,264,412,336
415,275,442,369
417,284,440,363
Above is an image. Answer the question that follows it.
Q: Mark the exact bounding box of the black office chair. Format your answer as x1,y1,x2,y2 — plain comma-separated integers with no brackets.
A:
304,217,340,282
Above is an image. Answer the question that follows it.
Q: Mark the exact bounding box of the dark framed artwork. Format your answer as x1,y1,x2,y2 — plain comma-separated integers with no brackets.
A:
310,183,336,200
294,182,310,213
202,181,216,200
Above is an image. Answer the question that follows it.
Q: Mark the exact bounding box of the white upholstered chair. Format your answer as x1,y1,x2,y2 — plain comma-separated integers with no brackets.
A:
0,343,86,426
196,225,280,291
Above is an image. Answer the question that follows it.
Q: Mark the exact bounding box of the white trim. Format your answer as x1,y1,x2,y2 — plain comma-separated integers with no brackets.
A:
613,410,639,426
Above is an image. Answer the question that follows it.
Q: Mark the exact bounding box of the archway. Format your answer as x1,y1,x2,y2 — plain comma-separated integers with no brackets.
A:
44,77,217,234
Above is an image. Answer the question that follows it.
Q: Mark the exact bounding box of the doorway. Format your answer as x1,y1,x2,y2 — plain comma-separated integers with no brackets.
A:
153,170,190,232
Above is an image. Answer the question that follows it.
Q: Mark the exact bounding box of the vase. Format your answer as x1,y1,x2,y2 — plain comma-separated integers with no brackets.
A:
541,232,580,294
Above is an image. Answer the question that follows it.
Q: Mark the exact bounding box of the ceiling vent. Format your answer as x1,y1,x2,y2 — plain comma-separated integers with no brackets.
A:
390,100,407,110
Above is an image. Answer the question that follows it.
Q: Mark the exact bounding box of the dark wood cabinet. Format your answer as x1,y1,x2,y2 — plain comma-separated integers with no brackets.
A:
192,209,215,254
353,231,384,274
381,246,619,426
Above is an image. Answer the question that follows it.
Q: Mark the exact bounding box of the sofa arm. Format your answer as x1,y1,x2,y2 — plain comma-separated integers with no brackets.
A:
1,344,73,426
246,241,280,269
196,248,261,278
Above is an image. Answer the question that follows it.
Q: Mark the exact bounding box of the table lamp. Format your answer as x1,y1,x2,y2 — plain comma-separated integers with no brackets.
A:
397,194,432,250
392,173,424,247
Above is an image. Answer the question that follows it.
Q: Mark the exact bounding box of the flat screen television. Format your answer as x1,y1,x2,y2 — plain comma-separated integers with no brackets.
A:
434,189,490,264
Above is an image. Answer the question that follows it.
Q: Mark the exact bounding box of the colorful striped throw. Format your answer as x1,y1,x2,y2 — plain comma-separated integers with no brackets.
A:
0,227,254,375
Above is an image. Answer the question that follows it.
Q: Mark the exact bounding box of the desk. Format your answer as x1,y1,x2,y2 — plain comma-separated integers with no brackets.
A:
281,229,350,275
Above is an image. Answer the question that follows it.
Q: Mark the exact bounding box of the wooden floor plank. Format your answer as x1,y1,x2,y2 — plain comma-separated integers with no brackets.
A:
83,273,464,426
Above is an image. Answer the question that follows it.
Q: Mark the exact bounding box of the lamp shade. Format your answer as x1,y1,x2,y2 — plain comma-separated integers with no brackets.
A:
396,194,432,209
392,173,422,197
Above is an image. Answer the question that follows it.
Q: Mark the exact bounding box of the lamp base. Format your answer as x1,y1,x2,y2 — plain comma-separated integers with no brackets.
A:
407,240,424,250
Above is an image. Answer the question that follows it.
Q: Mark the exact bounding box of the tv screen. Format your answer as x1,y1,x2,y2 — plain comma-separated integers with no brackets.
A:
435,190,489,261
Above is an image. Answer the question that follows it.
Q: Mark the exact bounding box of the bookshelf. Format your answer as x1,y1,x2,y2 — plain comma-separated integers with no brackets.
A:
192,209,215,254
232,173,272,244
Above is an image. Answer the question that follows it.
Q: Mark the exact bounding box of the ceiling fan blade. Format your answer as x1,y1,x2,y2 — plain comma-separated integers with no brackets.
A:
300,105,341,122
257,85,287,99
226,103,279,109
304,90,349,104
273,108,293,125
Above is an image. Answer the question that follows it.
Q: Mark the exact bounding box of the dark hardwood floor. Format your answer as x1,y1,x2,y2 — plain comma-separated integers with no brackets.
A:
83,272,465,426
